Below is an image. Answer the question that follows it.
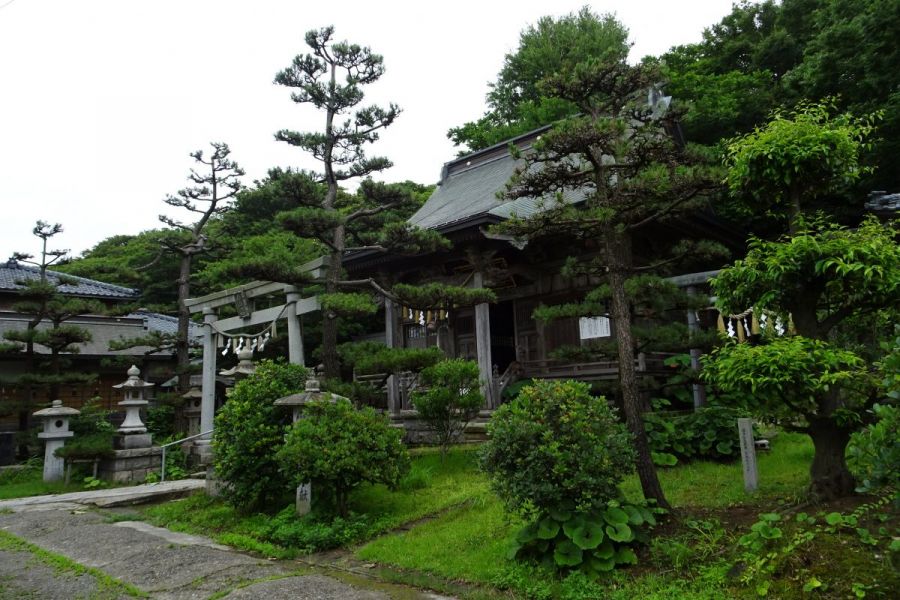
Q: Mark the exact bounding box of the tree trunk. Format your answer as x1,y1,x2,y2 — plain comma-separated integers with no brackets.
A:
321,223,345,379
605,234,670,510
808,417,856,500
176,252,193,393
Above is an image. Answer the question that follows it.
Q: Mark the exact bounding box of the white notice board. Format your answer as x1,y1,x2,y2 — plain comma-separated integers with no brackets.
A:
579,316,611,340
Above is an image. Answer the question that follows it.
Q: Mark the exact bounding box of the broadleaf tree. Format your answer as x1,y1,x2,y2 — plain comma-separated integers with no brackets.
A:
706,103,896,499
494,23,725,509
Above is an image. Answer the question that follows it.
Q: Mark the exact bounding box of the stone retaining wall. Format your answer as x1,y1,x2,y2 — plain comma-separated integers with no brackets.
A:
98,446,162,483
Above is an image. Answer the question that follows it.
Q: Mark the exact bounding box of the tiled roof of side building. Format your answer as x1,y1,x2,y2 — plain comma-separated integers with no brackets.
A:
0,259,138,299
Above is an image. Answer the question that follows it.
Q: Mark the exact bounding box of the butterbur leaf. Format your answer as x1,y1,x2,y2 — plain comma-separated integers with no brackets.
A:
572,522,605,550
591,555,616,572
623,505,644,526
563,515,586,539
802,577,823,593
638,506,657,526
516,522,539,544
593,540,615,559
716,441,733,454
506,540,522,560
537,517,560,540
615,547,637,565
825,512,843,526
606,522,633,543
603,507,629,525
553,540,584,567
550,507,573,522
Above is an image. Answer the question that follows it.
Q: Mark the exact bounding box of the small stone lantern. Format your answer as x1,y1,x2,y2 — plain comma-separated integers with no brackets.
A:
274,375,346,423
113,365,154,449
182,384,202,437
274,373,347,516
33,400,79,482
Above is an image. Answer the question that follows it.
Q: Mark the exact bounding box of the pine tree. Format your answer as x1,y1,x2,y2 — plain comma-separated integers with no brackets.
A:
2,222,100,456
158,143,244,391
497,56,723,509
272,27,491,378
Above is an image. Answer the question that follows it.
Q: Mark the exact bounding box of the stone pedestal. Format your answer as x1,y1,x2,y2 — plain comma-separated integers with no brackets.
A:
98,446,163,484
115,433,153,450
190,440,215,468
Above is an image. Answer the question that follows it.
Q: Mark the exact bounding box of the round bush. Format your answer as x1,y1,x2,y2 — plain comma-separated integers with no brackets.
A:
480,379,635,517
277,398,409,517
213,360,308,509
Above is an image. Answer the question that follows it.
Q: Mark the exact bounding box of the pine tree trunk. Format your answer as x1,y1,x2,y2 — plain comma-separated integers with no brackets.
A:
176,252,193,393
605,235,670,510
808,417,855,500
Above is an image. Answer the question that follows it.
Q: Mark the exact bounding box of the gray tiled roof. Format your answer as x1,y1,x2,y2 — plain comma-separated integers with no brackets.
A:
0,259,138,299
409,128,585,231
128,310,203,341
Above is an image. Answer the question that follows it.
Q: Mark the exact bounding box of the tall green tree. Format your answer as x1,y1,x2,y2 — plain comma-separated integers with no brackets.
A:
496,41,723,509
448,7,630,152
271,27,490,378
158,142,244,390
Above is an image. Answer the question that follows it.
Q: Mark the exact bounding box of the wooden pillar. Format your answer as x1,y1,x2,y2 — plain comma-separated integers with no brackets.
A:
199,307,217,435
473,272,495,409
286,288,305,366
686,286,707,410
384,298,401,415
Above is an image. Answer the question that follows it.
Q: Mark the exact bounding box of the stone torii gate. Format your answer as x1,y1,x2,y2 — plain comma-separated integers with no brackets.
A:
184,257,327,458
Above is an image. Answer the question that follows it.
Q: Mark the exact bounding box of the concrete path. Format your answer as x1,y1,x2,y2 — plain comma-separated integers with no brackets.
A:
0,490,450,599
0,479,205,512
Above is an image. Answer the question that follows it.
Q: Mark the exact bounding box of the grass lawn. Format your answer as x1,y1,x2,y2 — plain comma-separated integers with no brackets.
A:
357,433,897,599
139,434,896,599
140,447,491,558
0,464,106,500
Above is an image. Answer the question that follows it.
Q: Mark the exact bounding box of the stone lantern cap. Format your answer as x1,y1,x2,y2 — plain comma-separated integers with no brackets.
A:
33,399,80,419
182,386,202,400
113,365,155,391
274,376,347,408
220,347,256,377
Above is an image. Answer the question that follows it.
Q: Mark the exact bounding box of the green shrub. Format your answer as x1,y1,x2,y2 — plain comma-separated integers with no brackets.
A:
277,398,409,517
145,402,179,438
644,405,748,466
213,360,308,509
481,380,655,576
411,359,483,458
481,380,634,516
321,378,383,408
56,397,114,460
847,403,899,493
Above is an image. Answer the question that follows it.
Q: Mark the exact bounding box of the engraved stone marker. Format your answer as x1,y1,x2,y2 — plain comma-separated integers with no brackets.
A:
737,418,758,492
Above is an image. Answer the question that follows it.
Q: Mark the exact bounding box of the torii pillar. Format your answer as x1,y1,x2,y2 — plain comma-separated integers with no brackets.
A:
286,287,305,366
195,307,217,465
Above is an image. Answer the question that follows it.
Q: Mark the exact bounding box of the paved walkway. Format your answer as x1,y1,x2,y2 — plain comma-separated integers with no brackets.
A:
0,479,206,511
0,485,450,599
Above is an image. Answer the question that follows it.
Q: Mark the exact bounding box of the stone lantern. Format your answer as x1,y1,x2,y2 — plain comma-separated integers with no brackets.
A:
113,365,154,449
33,400,79,482
274,373,347,516
182,382,202,437
274,375,346,423
219,347,256,379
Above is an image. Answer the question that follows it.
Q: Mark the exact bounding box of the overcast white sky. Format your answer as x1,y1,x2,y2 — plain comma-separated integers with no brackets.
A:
0,0,736,259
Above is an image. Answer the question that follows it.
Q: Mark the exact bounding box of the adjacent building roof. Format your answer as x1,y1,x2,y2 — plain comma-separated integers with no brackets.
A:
0,259,138,300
